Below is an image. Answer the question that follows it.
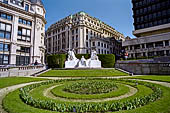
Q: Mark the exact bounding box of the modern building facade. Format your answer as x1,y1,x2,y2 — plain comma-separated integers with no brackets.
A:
0,0,46,66
123,0,170,58
46,12,125,55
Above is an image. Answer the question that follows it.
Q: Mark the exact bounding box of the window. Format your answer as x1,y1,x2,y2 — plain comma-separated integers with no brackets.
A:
92,42,95,46
16,56,30,66
25,4,29,12
0,43,10,52
3,0,8,4
0,54,9,65
18,18,32,26
17,27,31,42
0,22,11,39
98,42,100,46
0,12,12,21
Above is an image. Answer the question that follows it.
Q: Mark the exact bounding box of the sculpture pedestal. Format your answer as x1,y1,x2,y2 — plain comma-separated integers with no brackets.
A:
89,60,101,68
65,60,79,68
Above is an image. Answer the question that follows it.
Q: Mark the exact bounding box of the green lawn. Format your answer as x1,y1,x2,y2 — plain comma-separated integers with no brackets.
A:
0,77,47,89
129,75,170,83
3,80,156,113
39,69,129,77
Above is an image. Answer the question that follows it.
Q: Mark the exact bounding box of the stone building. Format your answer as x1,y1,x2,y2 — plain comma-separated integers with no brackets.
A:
0,0,46,66
46,11,125,55
123,0,170,58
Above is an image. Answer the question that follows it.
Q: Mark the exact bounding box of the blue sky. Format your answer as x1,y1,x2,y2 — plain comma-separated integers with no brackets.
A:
42,0,135,38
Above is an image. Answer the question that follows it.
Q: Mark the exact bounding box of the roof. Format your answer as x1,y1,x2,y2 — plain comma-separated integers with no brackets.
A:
31,0,44,6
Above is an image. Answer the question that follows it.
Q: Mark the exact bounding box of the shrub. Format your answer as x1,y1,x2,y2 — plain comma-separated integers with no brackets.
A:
98,54,115,68
75,54,90,59
47,54,66,68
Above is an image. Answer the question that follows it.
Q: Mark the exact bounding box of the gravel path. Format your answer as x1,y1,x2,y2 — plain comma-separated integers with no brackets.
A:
43,84,137,102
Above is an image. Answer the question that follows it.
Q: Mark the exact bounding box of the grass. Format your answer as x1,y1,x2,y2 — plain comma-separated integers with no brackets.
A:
0,77,47,89
39,69,129,77
3,79,170,113
129,75,170,83
3,80,154,113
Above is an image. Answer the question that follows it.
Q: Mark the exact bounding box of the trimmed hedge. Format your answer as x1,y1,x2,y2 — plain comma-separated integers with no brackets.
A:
98,54,115,68
47,54,115,68
47,54,66,68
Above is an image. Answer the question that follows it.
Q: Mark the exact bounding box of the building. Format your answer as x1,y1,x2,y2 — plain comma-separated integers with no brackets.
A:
123,0,170,58
46,11,125,55
91,37,123,57
0,0,46,66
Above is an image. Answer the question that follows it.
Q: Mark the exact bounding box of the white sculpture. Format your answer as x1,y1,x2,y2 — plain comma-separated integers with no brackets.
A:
65,50,79,68
65,50,101,68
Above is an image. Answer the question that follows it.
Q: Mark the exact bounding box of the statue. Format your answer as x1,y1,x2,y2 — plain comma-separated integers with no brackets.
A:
65,50,79,68
65,49,101,68
67,50,77,61
91,50,99,60
78,56,87,67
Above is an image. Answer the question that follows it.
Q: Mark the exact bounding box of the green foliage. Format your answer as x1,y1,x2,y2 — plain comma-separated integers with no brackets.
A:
47,54,66,68
51,83,129,99
75,54,90,59
64,80,117,94
19,79,162,112
98,54,115,68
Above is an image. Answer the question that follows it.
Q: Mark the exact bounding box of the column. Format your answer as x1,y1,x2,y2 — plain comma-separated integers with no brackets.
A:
153,43,155,48
10,15,19,65
163,41,166,47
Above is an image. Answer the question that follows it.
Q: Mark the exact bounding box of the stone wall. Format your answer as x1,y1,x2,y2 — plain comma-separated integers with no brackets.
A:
116,61,170,75
0,66,46,77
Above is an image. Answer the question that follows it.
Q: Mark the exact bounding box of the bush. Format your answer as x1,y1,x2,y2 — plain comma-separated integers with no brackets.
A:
47,54,66,68
98,54,115,68
75,54,90,59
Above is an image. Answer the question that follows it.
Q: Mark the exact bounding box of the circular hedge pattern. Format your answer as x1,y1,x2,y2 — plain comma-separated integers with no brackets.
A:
63,80,117,94
17,79,162,112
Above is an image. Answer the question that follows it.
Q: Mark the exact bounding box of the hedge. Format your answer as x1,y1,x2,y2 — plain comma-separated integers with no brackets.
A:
98,54,115,68
47,54,66,68
47,54,115,68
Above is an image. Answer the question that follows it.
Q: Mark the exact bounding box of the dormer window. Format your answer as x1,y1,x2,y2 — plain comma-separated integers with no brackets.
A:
25,4,29,12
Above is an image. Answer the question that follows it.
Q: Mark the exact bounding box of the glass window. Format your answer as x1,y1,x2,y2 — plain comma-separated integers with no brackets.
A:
25,4,29,12
23,20,27,25
27,21,31,26
27,29,31,36
0,44,3,51
5,32,11,39
7,15,12,21
18,29,22,35
1,13,6,19
19,18,22,23
3,55,9,64
4,44,9,51
0,31,5,38
0,23,5,30
22,29,26,35
6,24,11,32
27,37,31,41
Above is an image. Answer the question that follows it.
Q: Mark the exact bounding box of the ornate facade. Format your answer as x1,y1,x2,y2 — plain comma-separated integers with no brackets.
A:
46,12,125,54
0,0,46,66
